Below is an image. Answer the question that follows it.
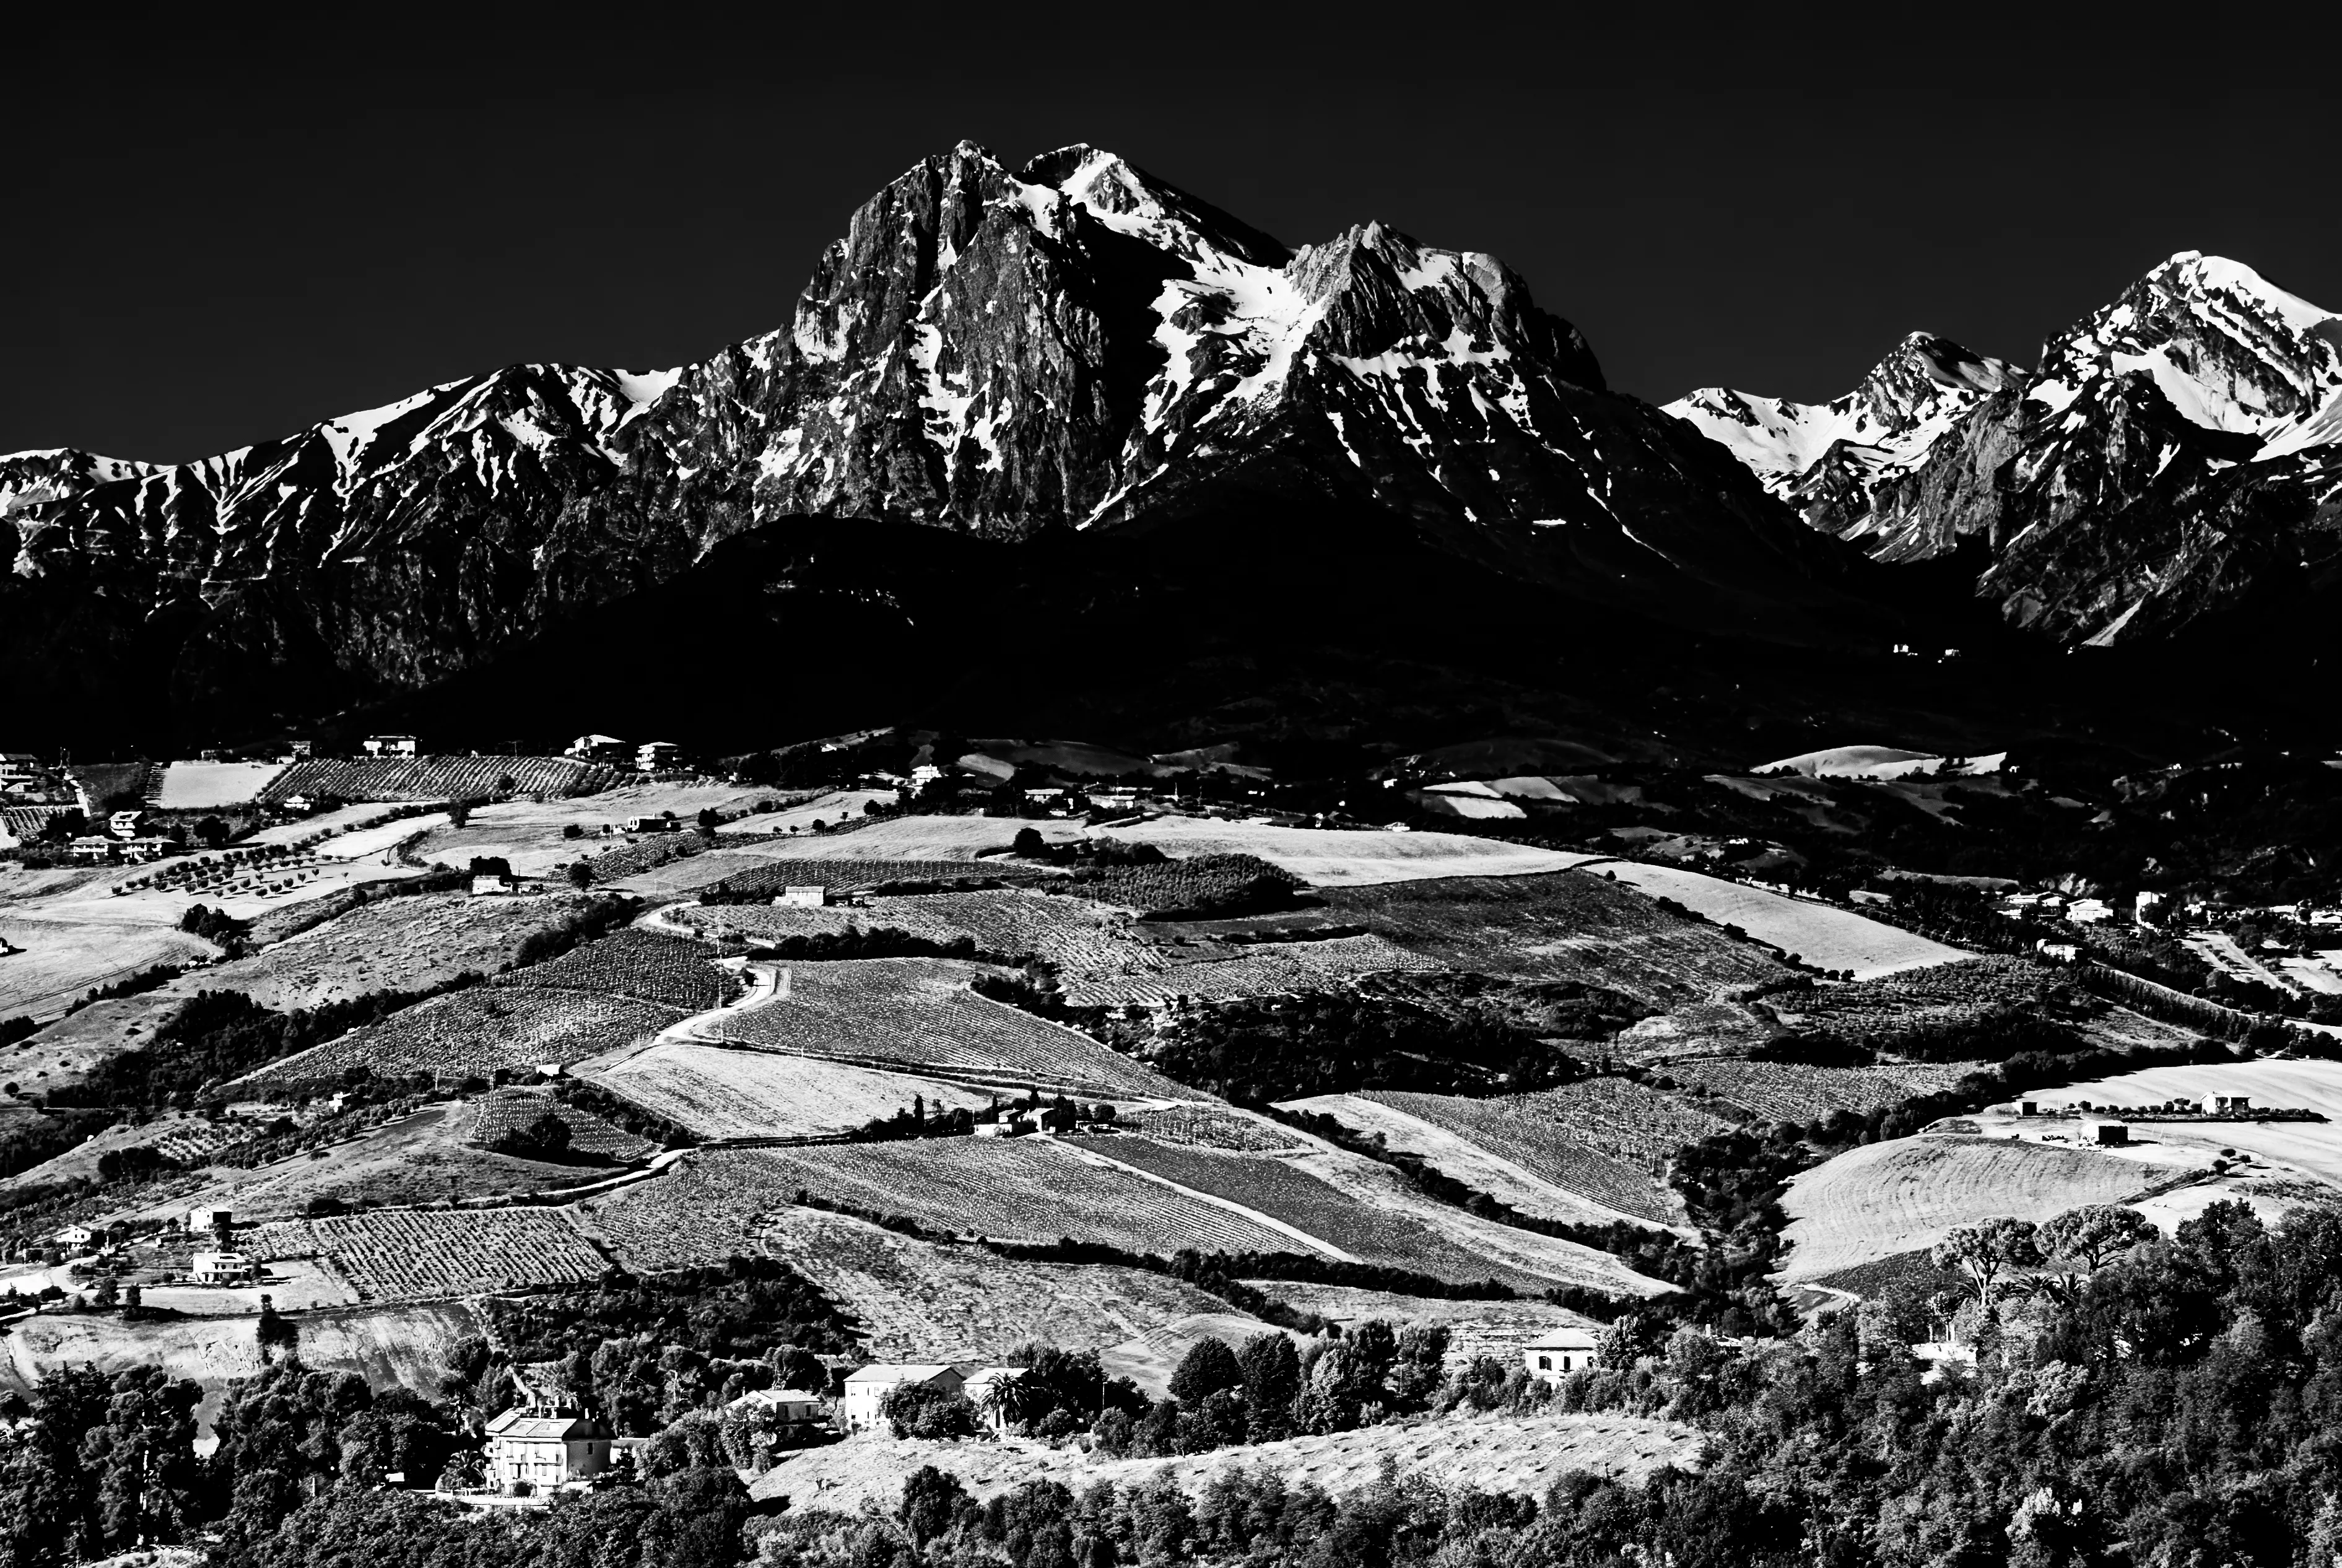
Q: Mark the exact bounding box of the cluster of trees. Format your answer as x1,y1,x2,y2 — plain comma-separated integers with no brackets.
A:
508,895,637,969
44,977,480,1113
1063,853,1304,919
1145,991,1583,1103
1104,1323,1450,1456
178,900,252,947
742,925,1012,965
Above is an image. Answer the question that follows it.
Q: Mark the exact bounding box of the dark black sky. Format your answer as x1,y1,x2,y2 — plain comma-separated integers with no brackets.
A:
9,5,2336,464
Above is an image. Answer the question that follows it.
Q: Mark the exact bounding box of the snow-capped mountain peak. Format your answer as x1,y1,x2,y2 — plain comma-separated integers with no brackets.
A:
1661,331,2016,520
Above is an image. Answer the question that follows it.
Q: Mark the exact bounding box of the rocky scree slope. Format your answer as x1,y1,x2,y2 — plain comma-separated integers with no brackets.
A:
1669,252,2342,647
0,142,1865,737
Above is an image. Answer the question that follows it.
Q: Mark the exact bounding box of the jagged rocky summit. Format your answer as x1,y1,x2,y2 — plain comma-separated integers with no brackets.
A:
1669,251,2342,646
0,141,1853,734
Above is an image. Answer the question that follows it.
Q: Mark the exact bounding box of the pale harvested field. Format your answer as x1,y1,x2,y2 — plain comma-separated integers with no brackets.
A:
584,1042,994,1139
1597,862,1967,980
1282,1093,1666,1229
1980,1060,2342,1188
0,913,215,1020
756,1205,1229,1362
1116,818,1603,887
0,1300,479,1435
157,760,287,808
715,957,1190,1098
747,1138,1301,1255
751,1412,1702,1513
741,816,1061,861
1778,1134,2155,1282
410,783,806,877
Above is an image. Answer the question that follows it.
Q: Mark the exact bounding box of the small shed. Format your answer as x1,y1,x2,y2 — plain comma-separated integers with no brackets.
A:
777,886,830,908
2087,1120,2130,1147
188,1205,233,1233
2201,1093,2252,1115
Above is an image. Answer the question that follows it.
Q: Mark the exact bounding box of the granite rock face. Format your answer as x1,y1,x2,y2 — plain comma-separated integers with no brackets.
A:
0,142,1869,730
1670,252,2342,645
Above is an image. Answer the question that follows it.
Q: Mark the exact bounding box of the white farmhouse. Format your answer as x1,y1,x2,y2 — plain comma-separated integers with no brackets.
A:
189,1250,255,1284
1522,1325,1604,1383
840,1365,962,1432
960,1367,1030,1433
483,1402,614,1495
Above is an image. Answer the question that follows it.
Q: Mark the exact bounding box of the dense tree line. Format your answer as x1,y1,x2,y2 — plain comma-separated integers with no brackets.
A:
1144,991,1585,1102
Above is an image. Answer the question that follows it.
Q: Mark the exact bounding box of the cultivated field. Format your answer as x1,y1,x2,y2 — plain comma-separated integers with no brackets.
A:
581,1043,993,1140
258,756,619,803
715,958,1190,1097
1115,819,1602,887
246,1208,608,1300
750,1412,1704,1514
1118,1105,1304,1152
1657,1058,1971,1122
691,859,1061,902
1320,873,1788,1008
744,1139,1304,1255
500,928,735,1011
576,1149,804,1271
1088,1138,1565,1290
461,1088,658,1161
1277,1144,1674,1295
1595,862,1967,980
196,891,609,1012
231,988,679,1087
1766,957,2060,1038
756,1205,1231,1362
1976,1060,2342,1187
154,1103,603,1221
1066,934,1445,1008
157,760,287,808
1777,1134,2156,1282
1280,1094,1665,1229
738,816,1038,861
406,783,804,878
1357,1084,1721,1226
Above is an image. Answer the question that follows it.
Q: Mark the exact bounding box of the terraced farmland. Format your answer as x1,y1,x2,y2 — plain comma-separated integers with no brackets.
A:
1357,1084,1717,1226
1778,1134,2154,1282
1118,1106,1304,1152
1090,1138,1559,1289
233,987,678,1086
582,1043,994,1140
717,958,1188,1097
500,928,736,1010
1320,873,1788,1009
259,756,619,803
251,1209,609,1300
746,1139,1304,1255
